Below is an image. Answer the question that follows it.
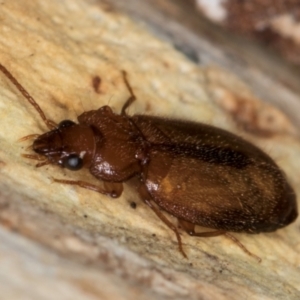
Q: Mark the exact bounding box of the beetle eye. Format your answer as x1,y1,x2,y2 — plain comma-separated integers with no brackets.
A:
63,154,83,170
58,120,76,129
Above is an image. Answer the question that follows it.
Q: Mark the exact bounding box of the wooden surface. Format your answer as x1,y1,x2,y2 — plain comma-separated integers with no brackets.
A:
0,0,299,299
109,0,300,128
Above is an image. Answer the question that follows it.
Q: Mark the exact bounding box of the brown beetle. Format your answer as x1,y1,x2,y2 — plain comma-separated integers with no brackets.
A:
0,63,298,260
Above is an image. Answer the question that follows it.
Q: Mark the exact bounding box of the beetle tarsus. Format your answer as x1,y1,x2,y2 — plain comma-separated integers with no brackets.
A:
224,233,262,263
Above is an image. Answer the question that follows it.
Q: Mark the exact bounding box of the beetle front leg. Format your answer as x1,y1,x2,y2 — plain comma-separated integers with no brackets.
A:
52,178,123,198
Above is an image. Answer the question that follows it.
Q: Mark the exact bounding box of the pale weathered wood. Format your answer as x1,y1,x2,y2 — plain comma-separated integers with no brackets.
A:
0,0,299,299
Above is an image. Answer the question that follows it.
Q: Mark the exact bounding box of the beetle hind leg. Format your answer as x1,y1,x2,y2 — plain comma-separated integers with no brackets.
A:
178,219,261,262
224,233,261,262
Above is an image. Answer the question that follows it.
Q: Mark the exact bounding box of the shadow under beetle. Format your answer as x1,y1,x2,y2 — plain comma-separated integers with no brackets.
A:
0,63,297,260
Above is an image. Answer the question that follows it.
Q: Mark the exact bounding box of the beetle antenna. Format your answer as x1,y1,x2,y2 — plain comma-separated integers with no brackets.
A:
0,63,57,130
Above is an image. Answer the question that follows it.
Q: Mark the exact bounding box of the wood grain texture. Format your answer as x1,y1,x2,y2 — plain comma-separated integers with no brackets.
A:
0,0,299,299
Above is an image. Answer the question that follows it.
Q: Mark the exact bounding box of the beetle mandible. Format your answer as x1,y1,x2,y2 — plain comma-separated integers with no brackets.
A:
0,63,297,260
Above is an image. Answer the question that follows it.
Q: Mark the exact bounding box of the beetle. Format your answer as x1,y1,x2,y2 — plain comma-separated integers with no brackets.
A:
0,63,298,260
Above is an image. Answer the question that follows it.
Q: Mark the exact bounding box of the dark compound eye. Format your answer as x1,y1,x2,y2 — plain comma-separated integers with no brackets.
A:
63,154,83,171
58,120,76,129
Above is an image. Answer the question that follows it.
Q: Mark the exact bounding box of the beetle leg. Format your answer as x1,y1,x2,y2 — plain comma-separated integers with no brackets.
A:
178,219,261,262
35,161,51,168
103,181,124,198
22,154,45,161
138,186,187,258
52,178,123,198
121,70,136,116
144,199,187,258
178,219,225,237
18,134,40,142
224,233,261,262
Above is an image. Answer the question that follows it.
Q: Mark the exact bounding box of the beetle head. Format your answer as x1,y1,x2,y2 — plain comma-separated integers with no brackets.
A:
33,120,97,170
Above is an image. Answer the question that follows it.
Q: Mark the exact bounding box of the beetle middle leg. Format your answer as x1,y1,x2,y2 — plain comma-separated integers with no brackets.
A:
52,178,123,198
138,185,187,258
178,219,261,262
145,199,187,258
121,70,136,116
